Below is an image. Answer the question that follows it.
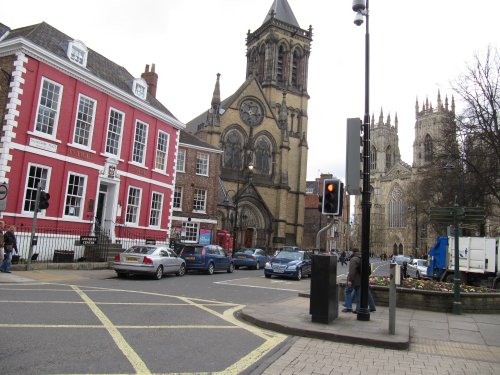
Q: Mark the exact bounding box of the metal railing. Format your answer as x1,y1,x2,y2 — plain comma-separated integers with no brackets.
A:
13,225,112,264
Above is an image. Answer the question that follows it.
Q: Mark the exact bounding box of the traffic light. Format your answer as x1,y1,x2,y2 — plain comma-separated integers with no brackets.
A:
322,179,343,216
39,191,50,210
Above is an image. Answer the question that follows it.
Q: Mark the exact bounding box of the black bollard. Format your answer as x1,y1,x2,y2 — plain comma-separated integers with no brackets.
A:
309,254,338,323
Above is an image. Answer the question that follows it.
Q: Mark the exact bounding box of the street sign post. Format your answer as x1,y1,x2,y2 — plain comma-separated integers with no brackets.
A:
0,182,8,211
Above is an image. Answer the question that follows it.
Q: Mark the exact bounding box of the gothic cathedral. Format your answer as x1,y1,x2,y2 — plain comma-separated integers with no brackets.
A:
353,92,456,257
185,0,312,250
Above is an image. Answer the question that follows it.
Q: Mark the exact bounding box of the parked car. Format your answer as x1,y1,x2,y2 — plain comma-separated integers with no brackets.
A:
233,248,269,270
179,244,234,275
407,258,429,279
264,249,312,280
113,245,186,280
393,255,412,266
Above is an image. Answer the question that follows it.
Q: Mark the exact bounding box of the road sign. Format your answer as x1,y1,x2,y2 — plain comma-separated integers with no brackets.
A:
0,182,8,211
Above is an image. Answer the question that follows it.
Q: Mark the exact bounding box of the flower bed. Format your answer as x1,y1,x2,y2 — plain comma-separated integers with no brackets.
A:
337,277,500,313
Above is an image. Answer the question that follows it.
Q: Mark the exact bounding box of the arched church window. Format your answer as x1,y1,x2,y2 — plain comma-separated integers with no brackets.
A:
370,146,377,170
389,186,405,228
277,45,285,84
291,50,300,87
424,134,433,162
254,136,272,174
386,145,392,170
223,130,243,170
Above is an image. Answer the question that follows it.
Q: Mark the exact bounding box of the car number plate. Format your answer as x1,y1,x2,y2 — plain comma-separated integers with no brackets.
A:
186,256,195,260
274,269,285,273
238,256,246,258
125,256,138,262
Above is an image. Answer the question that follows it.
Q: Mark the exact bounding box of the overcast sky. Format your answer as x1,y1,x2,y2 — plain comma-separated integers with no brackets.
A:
4,0,499,181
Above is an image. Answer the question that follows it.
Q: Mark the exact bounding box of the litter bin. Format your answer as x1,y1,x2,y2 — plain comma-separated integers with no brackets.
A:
53,250,75,263
309,254,338,323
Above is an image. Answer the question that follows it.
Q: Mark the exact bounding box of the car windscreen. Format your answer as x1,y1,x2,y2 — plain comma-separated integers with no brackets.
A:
417,260,428,267
276,251,302,260
125,246,156,255
181,246,204,255
237,249,255,255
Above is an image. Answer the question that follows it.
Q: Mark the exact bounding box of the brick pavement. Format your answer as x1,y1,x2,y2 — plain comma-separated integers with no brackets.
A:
260,337,500,375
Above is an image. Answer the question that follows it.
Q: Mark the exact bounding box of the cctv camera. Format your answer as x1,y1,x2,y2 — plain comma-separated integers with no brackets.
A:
353,12,364,26
352,0,366,12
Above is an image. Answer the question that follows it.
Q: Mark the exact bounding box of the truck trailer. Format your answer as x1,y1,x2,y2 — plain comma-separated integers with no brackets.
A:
427,236,500,288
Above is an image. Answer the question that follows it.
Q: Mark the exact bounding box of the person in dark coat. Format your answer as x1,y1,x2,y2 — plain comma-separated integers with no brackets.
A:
342,248,376,313
1,225,18,273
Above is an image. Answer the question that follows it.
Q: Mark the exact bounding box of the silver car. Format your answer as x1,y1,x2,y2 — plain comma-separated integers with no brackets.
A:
407,259,428,279
113,245,186,280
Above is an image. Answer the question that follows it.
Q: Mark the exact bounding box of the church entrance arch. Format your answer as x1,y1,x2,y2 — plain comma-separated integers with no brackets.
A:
237,201,271,250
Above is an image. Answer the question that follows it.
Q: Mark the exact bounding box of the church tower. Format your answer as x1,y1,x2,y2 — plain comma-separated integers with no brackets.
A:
413,91,455,168
369,108,402,175
186,0,312,250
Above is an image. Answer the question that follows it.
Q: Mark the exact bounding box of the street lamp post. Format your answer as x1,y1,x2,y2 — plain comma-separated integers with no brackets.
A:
352,0,371,321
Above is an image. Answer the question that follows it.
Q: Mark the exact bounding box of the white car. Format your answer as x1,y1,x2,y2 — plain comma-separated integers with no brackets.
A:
407,259,428,279
113,245,186,280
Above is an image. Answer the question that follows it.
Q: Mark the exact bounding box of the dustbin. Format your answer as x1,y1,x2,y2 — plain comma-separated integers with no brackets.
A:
53,250,75,263
309,254,338,323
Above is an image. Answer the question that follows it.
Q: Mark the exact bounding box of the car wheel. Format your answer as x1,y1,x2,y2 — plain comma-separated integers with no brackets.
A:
176,264,186,277
116,271,127,278
255,262,260,270
227,263,234,273
154,265,163,280
295,268,302,281
207,263,215,275
265,273,272,278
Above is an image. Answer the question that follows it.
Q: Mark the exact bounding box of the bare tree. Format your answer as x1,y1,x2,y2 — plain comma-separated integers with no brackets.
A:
451,46,500,207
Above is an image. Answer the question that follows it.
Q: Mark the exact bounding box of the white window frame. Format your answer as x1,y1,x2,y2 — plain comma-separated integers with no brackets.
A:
193,188,207,213
132,78,148,100
125,186,142,225
173,186,182,211
22,163,51,215
182,221,199,243
63,172,87,219
34,77,63,139
196,152,209,176
176,148,186,173
154,130,169,173
105,108,125,157
149,191,164,228
131,120,149,166
72,94,96,149
67,40,88,67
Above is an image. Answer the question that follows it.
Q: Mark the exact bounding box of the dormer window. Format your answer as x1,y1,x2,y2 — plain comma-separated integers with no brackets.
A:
67,40,88,67
132,78,148,100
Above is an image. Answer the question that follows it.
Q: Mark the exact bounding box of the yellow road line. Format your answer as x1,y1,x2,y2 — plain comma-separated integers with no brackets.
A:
71,285,151,375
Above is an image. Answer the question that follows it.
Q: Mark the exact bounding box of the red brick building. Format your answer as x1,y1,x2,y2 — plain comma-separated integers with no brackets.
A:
170,130,222,245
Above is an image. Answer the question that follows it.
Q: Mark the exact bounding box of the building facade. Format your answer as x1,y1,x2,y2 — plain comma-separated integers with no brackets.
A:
185,0,312,251
0,22,183,259
170,130,222,246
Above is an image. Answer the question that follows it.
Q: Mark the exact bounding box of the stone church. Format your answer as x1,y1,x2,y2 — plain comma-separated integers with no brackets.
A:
185,0,311,251
353,92,456,257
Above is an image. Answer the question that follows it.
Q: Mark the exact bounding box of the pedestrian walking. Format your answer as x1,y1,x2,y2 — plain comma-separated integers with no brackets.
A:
340,250,347,266
342,248,376,313
1,225,18,273
0,221,4,263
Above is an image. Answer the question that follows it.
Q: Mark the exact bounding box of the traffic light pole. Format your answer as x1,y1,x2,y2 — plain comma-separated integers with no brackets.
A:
26,186,41,271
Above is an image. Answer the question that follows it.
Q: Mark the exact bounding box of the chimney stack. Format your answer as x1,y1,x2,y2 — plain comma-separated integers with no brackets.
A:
141,63,158,98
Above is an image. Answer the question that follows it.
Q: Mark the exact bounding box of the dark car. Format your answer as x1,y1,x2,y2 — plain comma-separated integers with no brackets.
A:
264,250,312,280
233,248,270,270
179,244,234,275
